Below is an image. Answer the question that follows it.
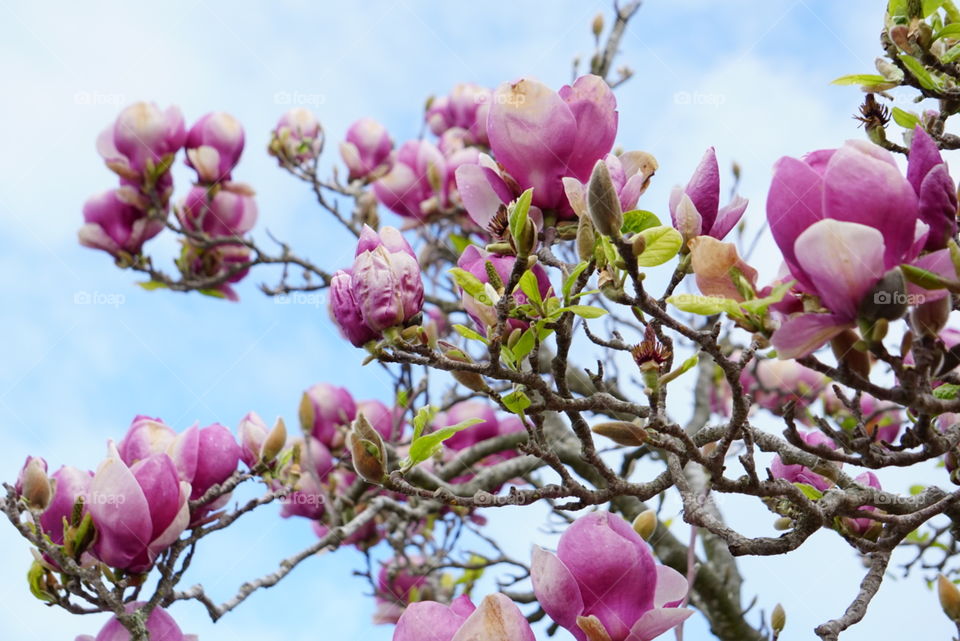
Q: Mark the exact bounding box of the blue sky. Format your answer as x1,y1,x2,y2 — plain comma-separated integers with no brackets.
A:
0,0,953,639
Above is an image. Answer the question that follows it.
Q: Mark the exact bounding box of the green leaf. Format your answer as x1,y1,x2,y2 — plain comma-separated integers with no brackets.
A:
830,73,891,86
406,418,484,468
563,261,591,304
412,406,438,442
889,0,908,16
509,188,533,246
511,328,537,361
452,324,489,344
396,389,409,408
666,293,741,316
943,41,960,62
635,226,682,267
620,210,661,235
794,482,824,501
891,107,921,129
449,267,487,300
558,305,608,319
137,280,168,291
738,280,794,315
937,23,960,40
925,0,945,16
899,54,941,90
517,269,543,307
934,383,960,400
199,288,227,299
909,484,927,495
503,388,531,415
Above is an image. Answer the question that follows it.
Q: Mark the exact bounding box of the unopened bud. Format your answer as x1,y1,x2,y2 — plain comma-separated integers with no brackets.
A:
910,295,951,338
771,603,786,633
445,348,489,393
577,216,596,262
591,13,604,38
773,517,793,531
262,417,287,463
632,509,657,540
859,267,907,323
938,574,960,622
591,421,647,447
349,413,386,483
831,329,872,379
20,458,51,511
630,234,647,257
889,25,911,51
587,160,623,239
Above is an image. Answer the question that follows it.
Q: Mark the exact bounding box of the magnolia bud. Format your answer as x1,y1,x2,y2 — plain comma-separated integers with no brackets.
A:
262,417,287,463
831,329,872,379
773,517,793,531
910,295,951,338
591,421,647,447
591,13,604,38
938,574,960,622
631,509,657,540
630,233,647,257
444,348,489,393
20,458,51,511
587,160,623,239
577,216,596,262
771,603,786,634
858,267,907,323
349,413,386,483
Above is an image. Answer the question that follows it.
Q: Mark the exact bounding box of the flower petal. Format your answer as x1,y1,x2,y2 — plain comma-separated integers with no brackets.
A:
653,565,688,608
532,546,585,631
625,607,694,641
771,312,850,360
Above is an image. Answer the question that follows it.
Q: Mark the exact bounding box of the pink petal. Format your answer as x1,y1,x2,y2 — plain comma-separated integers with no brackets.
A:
456,164,505,229
709,195,748,240
766,156,824,291
626,607,694,641
793,219,886,319
771,312,850,360
907,248,954,302
682,147,719,232
451,594,537,641
89,443,152,569
653,565,688,608
531,546,585,631
558,75,618,182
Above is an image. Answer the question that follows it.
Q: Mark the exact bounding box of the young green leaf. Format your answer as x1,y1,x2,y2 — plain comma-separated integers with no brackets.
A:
412,405,439,442
620,210,661,235
517,269,543,307
453,323,489,344
666,293,741,316
635,226,683,267
503,388,532,415
899,54,941,90
891,107,921,129
794,483,824,501
405,417,484,469
562,261,591,304
558,305,608,319
830,73,891,86
509,188,534,246
449,267,487,300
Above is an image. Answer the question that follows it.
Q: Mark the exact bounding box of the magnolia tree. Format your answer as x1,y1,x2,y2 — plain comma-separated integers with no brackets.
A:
12,1,960,639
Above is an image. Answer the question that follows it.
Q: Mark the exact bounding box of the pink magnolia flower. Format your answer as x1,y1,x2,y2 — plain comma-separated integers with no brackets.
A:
562,151,658,221
374,140,446,219
842,471,883,537
272,107,324,165
487,75,617,216
426,83,492,145
167,422,241,501
531,511,692,641
340,117,393,181
454,156,543,240
178,184,258,238
455,245,552,334
185,111,245,183
822,388,902,444
769,431,837,492
178,241,251,301
97,102,186,177
117,415,176,464
740,357,826,419
300,382,357,448
87,443,190,573
79,189,164,258
357,399,406,442
237,411,270,469
669,147,748,242
330,226,424,342
393,593,535,641
766,140,952,358
280,437,334,520
75,603,195,641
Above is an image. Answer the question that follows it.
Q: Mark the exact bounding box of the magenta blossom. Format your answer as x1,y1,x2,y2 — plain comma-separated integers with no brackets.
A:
97,102,186,178
455,245,552,333
357,399,405,442
740,357,826,421
79,189,164,259
435,401,500,451
237,411,270,469
822,388,902,444
669,147,748,242
75,603,195,641
167,422,240,501
178,184,258,238
300,382,357,448
487,75,617,216
393,593,535,641
770,430,838,492
178,241,251,301
531,511,692,641
374,140,446,219
766,140,951,358
272,107,324,165
185,111,245,183
340,118,394,181
455,156,544,238
426,83,492,145
843,471,883,537
906,126,958,250
87,443,190,573
563,151,658,220
330,226,424,342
